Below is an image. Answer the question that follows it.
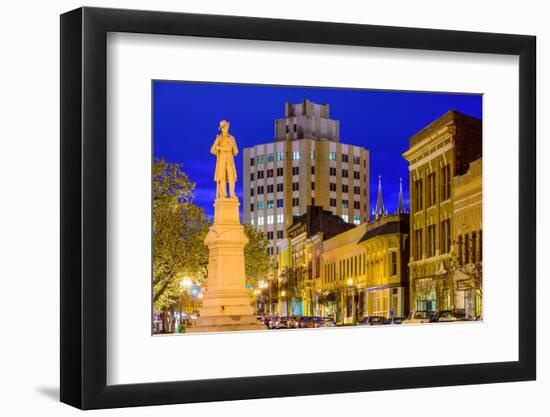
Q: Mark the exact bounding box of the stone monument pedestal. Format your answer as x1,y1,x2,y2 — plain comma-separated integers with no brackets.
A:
187,198,264,333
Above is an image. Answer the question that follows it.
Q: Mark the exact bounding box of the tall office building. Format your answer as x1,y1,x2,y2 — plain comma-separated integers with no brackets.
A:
243,99,370,256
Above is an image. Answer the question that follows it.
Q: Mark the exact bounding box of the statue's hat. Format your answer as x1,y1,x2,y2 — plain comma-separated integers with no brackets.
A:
218,120,230,130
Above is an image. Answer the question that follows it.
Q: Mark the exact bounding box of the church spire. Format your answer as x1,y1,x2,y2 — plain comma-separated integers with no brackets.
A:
372,175,387,221
397,177,406,214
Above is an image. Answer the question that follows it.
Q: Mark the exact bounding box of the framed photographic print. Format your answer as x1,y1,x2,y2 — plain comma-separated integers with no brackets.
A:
60,6,536,410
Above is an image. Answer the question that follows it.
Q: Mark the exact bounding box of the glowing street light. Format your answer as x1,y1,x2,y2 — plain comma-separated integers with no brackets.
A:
347,277,354,287
180,277,193,289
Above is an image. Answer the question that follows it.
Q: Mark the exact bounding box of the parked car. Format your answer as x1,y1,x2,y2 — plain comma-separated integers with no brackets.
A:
299,316,323,328
276,316,294,329
430,309,467,323
321,317,337,327
402,310,435,324
385,316,405,325
267,316,278,329
290,316,300,328
357,316,386,326
267,316,280,329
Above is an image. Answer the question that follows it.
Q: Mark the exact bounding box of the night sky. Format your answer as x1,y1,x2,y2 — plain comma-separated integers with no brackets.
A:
153,81,482,219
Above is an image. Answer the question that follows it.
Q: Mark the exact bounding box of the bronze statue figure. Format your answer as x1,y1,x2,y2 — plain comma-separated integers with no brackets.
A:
210,120,238,199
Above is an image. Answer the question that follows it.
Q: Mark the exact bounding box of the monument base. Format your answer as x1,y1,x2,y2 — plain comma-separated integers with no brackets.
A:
187,197,265,334
187,314,264,333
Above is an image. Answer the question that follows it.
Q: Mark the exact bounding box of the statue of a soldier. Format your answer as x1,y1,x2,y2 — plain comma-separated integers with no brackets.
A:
210,120,238,199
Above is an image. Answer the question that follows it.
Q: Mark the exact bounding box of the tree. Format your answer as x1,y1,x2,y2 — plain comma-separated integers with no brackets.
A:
280,265,308,316
243,224,271,290
153,159,209,314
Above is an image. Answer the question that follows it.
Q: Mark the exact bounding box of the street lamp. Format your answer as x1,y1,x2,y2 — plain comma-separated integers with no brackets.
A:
180,277,193,289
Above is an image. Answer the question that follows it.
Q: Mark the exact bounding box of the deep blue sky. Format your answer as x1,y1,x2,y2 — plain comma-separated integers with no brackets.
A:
153,81,482,219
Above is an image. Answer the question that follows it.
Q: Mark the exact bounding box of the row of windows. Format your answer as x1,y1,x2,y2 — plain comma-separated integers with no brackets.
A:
323,253,368,283
324,252,398,284
266,230,285,240
251,166,364,180
412,219,453,259
250,214,285,226
252,152,364,165
328,168,362,180
457,230,482,265
251,166,320,181
252,197,365,211
328,152,363,165
413,164,452,212
252,182,364,196
251,183,285,196
341,214,361,224
252,198,285,211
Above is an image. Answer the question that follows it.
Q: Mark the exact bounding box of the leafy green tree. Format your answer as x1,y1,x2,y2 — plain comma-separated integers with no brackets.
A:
243,224,271,289
153,159,209,313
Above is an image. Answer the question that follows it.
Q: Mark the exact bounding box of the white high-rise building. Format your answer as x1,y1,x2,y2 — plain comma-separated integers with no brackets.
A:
243,99,370,255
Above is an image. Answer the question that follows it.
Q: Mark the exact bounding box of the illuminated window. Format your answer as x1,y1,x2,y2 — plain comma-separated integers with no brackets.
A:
267,215,274,225
277,214,284,224
257,217,264,226
267,200,275,209
257,201,265,210
329,151,337,160
353,215,360,225
292,151,300,160
276,152,284,161
342,214,349,222
250,218,255,226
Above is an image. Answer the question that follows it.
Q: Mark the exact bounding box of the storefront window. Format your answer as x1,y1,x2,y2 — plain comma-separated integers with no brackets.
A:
415,278,436,311
372,289,388,317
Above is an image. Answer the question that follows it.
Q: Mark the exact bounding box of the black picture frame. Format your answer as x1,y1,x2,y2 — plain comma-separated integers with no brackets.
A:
60,6,536,410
